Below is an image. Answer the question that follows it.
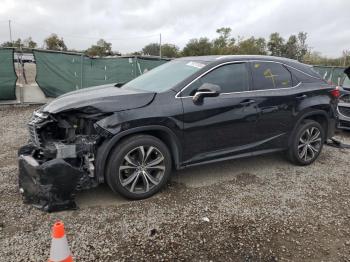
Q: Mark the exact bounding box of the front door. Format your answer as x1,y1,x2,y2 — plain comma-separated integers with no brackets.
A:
179,62,259,165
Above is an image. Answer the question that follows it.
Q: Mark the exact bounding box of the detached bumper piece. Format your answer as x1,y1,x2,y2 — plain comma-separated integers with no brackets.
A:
18,146,85,212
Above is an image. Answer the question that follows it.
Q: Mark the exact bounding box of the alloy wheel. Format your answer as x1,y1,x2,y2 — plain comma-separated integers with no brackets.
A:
297,126,322,161
119,145,166,194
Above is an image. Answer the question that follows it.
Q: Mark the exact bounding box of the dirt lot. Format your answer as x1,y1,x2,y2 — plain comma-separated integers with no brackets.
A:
1,105,350,261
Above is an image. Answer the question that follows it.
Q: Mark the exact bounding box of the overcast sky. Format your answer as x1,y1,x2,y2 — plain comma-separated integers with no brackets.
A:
0,0,348,57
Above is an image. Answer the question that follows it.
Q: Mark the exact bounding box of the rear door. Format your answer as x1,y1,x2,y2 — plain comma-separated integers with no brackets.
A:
248,61,297,149
180,62,259,164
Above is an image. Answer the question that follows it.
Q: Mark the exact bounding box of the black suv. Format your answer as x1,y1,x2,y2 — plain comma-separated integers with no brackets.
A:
18,55,339,211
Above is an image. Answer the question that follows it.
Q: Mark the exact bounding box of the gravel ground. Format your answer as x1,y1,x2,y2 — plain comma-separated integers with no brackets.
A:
1,105,350,261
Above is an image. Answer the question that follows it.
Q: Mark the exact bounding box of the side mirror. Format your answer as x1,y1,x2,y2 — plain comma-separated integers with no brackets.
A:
193,83,221,104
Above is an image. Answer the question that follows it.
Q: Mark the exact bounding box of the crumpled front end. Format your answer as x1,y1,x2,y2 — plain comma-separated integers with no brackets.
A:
18,109,110,212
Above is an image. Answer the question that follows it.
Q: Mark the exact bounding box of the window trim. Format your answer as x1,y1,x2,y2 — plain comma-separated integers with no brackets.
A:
175,60,317,98
179,61,250,97
249,61,293,91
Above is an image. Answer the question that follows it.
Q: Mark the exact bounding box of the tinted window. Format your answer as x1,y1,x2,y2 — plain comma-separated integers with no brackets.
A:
183,63,249,96
251,62,292,90
289,67,323,84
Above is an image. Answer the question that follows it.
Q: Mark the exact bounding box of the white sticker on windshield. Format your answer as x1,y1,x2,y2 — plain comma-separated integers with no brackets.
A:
186,61,205,69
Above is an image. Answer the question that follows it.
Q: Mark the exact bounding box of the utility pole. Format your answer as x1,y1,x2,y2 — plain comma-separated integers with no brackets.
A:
8,20,13,46
159,33,162,59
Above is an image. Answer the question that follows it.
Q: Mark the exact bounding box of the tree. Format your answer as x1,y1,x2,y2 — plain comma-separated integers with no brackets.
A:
44,34,67,51
212,27,236,54
182,37,213,56
142,43,160,56
237,37,267,55
161,44,179,58
296,32,308,61
86,39,112,57
23,37,37,49
1,38,22,48
0,41,13,48
284,35,299,59
267,33,285,57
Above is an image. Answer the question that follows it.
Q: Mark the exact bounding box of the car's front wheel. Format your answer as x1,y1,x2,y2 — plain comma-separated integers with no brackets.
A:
287,120,325,165
106,135,172,199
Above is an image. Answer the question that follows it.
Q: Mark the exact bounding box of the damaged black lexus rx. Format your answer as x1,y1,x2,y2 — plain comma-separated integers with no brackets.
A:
18,55,339,212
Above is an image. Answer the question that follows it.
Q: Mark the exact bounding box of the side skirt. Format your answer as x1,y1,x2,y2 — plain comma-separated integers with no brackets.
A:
178,148,286,169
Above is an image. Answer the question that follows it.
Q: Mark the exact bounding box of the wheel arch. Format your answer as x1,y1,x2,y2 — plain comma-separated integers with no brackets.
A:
95,125,182,183
289,109,330,147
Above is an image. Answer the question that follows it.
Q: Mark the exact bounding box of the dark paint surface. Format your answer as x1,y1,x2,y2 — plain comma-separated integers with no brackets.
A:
41,83,156,114
19,55,338,212
92,56,337,167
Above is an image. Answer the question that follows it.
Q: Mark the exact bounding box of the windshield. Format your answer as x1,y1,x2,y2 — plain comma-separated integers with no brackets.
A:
122,60,207,92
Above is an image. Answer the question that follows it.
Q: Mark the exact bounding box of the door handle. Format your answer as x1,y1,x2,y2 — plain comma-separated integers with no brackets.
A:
239,99,256,106
296,94,307,99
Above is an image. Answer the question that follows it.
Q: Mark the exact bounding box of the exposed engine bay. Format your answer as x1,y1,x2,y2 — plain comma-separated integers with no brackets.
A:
18,110,110,212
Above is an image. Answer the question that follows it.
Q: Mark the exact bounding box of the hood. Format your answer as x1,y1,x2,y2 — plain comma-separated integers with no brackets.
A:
41,84,156,114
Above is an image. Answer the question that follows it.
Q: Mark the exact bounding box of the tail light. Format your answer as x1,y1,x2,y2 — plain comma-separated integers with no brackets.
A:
330,86,340,98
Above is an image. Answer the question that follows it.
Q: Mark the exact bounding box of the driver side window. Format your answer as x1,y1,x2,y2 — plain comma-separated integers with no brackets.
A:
183,63,250,96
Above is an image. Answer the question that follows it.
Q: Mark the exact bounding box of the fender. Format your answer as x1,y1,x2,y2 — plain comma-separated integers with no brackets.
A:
95,125,182,183
288,109,330,147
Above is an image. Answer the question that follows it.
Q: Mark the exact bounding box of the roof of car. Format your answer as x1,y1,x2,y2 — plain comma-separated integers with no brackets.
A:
176,55,320,78
177,55,298,63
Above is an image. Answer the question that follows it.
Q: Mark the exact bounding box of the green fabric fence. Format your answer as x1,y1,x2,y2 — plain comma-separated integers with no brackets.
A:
34,50,169,97
0,48,17,100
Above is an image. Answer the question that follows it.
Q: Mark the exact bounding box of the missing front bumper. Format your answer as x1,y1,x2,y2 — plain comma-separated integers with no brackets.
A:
18,146,86,212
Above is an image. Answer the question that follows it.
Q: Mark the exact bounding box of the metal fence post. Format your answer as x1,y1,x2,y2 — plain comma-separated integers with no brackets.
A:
80,54,83,89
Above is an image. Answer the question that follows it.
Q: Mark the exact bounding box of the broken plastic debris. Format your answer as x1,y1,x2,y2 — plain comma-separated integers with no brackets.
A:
202,217,210,222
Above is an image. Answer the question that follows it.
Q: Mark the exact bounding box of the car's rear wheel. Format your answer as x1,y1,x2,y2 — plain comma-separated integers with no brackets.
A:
106,135,172,199
287,120,325,165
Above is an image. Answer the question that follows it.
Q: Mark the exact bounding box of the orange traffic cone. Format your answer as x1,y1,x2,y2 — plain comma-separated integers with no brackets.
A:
48,221,73,262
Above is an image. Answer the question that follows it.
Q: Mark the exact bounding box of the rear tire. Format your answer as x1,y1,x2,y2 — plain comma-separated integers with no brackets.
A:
287,120,325,166
106,135,172,200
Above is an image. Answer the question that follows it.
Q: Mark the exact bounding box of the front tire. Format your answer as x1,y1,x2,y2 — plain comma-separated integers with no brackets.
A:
287,120,325,166
106,135,172,199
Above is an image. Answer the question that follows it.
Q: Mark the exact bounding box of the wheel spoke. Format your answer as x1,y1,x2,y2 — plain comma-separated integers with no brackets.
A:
130,173,140,192
138,146,146,163
124,154,138,166
309,144,319,153
310,136,321,144
121,171,138,186
307,146,315,159
310,130,320,142
146,165,165,171
146,155,164,167
299,145,307,159
298,143,305,149
145,146,155,163
144,170,159,185
140,172,150,192
305,129,311,139
119,165,137,171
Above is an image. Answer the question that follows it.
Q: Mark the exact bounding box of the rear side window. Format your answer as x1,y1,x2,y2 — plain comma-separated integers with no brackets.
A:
289,67,323,84
183,62,250,96
251,62,292,90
